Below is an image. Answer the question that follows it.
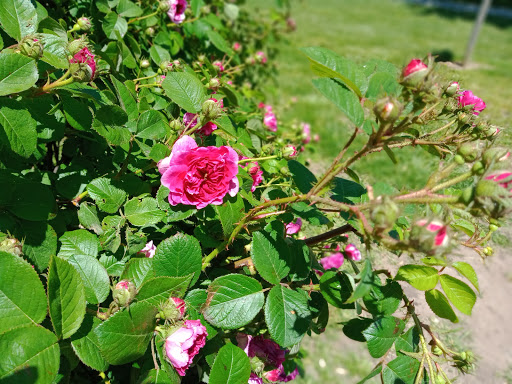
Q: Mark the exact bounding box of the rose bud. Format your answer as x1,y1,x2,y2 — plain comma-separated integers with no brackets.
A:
282,144,298,159
411,219,449,253
248,162,263,192
233,42,242,52
77,17,92,32
158,0,171,12
263,109,278,132
445,81,459,97
169,118,183,132
145,27,155,36
255,51,267,64
113,280,137,307
159,297,186,320
207,77,220,89
371,197,400,232
139,240,156,258
264,365,299,382
374,97,401,123
401,58,428,86
69,47,96,82
201,99,222,120
483,148,510,166
457,142,481,163
140,59,150,68
0,235,23,257
19,37,44,59
285,218,302,235
458,90,486,116
212,60,224,72
160,60,173,72
164,320,207,376
344,243,362,261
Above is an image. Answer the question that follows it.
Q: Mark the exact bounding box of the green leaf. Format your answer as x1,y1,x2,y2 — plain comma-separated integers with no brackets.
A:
288,160,317,194
121,258,154,288
124,197,165,226
301,47,365,98
0,325,60,384
0,53,38,96
78,203,103,235
365,72,401,101
439,274,476,315
111,76,138,121
223,3,239,21
19,221,57,272
319,271,354,309
47,256,86,339
136,110,168,140
58,229,100,259
343,317,373,342
102,12,128,40
92,105,131,146
251,230,290,285
207,30,234,55
153,233,202,286
395,265,439,291
214,194,245,239
66,255,110,304
87,177,127,213
138,369,179,384
209,343,251,384
421,257,447,267
95,302,157,365
265,285,312,347
363,280,403,316
6,178,54,221
137,275,193,306
425,289,458,323
203,274,264,329
452,261,479,292
346,259,375,303
395,326,420,355
0,252,47,333
312,78,364,126
0,98,37,157
162,72,208,113
288,239,312,282
362,316,405,358
70,314,109,372
100,215,125,253
0,0,38,40
382,355,427,384
62,96,93,131
150,44,171,65
383,144,398,164
117,0,142,17
357,364,382,384
39,33,68,69
331,177,366,204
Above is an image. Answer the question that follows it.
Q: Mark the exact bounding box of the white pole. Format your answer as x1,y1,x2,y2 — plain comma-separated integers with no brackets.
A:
463,0,493,67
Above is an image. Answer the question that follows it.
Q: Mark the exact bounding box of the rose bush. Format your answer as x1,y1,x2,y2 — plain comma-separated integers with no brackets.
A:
0,1,509,383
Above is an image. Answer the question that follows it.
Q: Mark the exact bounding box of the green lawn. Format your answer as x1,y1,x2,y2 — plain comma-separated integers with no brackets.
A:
255,0,512,189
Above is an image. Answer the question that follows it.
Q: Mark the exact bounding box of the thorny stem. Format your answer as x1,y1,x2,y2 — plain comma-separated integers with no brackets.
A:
303,224,358,245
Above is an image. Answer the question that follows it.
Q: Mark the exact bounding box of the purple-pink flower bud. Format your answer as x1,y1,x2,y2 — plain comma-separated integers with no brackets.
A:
213,60,224,72
248,162,263,192
233,42,242,52
255,51,267,64
171,297,186,317
319,252,344,270
416,219,449,247
458,90,486,116
402,59,427,78
69,47,96,80
285,218,302,235
344,243,362,261
139,240,156,258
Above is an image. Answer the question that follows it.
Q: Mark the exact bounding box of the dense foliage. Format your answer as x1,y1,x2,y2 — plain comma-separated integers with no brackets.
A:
0,1,509,384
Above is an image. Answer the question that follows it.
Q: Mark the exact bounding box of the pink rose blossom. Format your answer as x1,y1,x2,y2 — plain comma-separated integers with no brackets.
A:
263,110,278,132
233,42,242,52
167,0,187,24
458,90,486,115
486,171,512,191
255,51,267,64
402,59,427,78
344,243,362,261
171,297,186,317
417,220,449,247
227,80,233,85
264,365,299,382
158,135,239,209
248,162,263,192
319,252,344,270
213,60,224,72
165,319,207,376
139,240,156,258
301,122,311,144
70,47,96,78
285,218,302,235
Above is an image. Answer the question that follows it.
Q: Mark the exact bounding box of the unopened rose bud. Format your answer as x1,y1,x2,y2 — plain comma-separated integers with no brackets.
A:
207,77,220,89
67,38,88,56
371,197,400,232
482,148,510,166
159,297,186,320
483,246,494,256
457,142,480,162
401,58,428,87
233,42,242,52
458,186,474,205
160,61,173,72
173,59,181,68
457,112,472,125
77,17,92,32
0,235,23,256
454,155,465,165
445,81,459,97
19,37,44,59
484,125,499,137
145,27,155,37
201,99,222,120
286,17,297,31
255,51,267,64
471,161,485,175
169,119,183,131
411,219,449,253
282,144,298,159
200,5,211,14
197,54,206,62
344,243,362,261
212,60,224,72
113,280,137,307
158,0,171,12
374,98,401,123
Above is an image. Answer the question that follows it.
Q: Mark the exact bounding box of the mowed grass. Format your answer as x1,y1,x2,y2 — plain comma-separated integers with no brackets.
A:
253,0,512,189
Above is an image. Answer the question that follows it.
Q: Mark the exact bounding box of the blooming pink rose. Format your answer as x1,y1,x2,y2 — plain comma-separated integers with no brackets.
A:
263,110,278,132
167,0,187,24
416,220,449,247
402,59,427,78
319,252,344,270
236,334,286,367
70,47,96,78
213,60,224,72
171,297,186,317
285,218,302,235
344,243,361,261
165,319,207,376
159,135,239,209
264,365,299,382
139,240,156,258
486,172,512,191
233,42,242,52
255,51,267,64
458,90,486,115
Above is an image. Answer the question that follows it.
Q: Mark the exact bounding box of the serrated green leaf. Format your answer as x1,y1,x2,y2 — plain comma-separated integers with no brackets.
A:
452,261,479,292
39,33,68,69
425,289,458,323
137,275,193,306
67,255,110,304
153,233,202,286
95,302,157,365
319,271,354,309
382,355,427,384
288,160,317,194
111,75,138,121
102,12,127,40
214,194,245,239
365,72,401,101
70,314,109,372
162,72,207,113
0,325,60,384
87,177,127,213
48,256,86,339
395,265,439,291
91,105,131,146
0,252,47,333
124,197,165,226
0,0,38,40
251,230,290,285
203,274,264,329
137,369,179,384
363,280,403,316
421,257,447,267
117,0,142,17
346,259,375,303
78,203,103,235
121,258,154,288
136,110,168,140
150,44,171,65
0,98,37,156
207,30,234,55
395,326,420,355
357,364,382,384
20,221,57,272
265,285,311,348
100,215,125,253
439,274,476,315
58,229,100,259
363,316,405,358
209,343,251,384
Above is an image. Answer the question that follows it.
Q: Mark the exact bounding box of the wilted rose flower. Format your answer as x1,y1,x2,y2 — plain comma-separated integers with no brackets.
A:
344,243,362,261
458,90,486,115
264,365,299,382
285,218,302,235
416,219,449,247
319,252,344,270
70,47,96,79
158,135,239,209
402,59,427,78
255,51,267,64
165,319,207,376
139,240,156,258
213,60,224,72
167,0,187,24
248,162,263,192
